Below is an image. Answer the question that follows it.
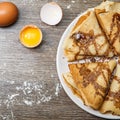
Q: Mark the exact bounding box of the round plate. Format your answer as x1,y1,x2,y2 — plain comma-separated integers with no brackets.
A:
56,10,120,119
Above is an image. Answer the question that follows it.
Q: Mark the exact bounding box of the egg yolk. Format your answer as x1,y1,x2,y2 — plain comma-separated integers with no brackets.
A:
20,27,42,48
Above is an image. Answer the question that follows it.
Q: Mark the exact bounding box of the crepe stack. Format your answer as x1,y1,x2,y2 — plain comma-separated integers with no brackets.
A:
100,62,120,115
95,1,120,55
62,0,120,116
63,60,116,110
63,10,114,61
63,1,120,61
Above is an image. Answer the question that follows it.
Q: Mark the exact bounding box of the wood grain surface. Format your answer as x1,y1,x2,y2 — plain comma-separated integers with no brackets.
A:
0,0,119,120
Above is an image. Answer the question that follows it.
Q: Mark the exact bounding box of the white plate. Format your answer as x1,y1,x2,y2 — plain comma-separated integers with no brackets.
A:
56,10,120,119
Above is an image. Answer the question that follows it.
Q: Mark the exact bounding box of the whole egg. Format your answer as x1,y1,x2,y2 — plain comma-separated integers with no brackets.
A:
0,2,19,27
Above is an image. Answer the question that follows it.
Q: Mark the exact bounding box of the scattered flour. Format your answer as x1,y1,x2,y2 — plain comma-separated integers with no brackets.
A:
8,94,19,100
71,0,75,3
0,80,62,119
67,5,71,9
55,83,62,96
0,115,9,120
51,74,54,78
4,94,19,108
23,99,34,106
66,0,76,10
0,81,62,107
6,81,15,84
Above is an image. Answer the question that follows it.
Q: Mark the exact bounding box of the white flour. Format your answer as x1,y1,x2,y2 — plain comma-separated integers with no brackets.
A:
67,4,71,9
6,81,15,84
0,80,62,120
0,63,62,119
55,83,62,96
71,0,75,3
0,80,62,106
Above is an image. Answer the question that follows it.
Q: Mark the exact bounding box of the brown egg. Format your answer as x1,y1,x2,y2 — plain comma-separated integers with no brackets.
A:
0,2,19,27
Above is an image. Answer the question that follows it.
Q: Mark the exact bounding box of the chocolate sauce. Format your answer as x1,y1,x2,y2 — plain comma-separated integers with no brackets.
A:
105,77,120,108
107,90,120,109
113,13,120,22
71,31,94,44
90,57,96,62
114,76,120,83
71,29,109,60
77,63,111,98
109,13,120,49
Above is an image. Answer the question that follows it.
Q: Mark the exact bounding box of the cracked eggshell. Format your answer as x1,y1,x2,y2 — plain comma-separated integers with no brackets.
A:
40,2,63,25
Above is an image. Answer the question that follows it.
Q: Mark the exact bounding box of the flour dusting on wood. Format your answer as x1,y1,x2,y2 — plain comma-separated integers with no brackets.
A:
67,5,71,9
0,80,62,119
71,0,75,3
0,62,62,119
0,80,62,106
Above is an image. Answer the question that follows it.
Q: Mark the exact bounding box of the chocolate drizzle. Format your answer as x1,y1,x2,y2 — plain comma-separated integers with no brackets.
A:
76,63,111,98
106,77,120,109
109,13,120,48
107,90,120,109
71,29,108,60
114,76,120,83
71,31,94,44
90,57,96,62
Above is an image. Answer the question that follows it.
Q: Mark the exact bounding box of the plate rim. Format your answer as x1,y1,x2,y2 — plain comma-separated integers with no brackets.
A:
56,9,120,119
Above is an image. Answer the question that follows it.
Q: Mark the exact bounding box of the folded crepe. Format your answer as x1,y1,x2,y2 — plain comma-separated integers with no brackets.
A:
100,62,120,115
63,10,114,61
95,1,120,55
63,72,82,99
63,60,116,110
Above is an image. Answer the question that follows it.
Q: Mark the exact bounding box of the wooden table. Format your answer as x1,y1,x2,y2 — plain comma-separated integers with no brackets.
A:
0,0,119,120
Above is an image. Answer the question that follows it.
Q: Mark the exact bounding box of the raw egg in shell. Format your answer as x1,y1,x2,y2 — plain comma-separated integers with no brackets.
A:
0,2,19,27
19,25,43,48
